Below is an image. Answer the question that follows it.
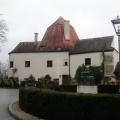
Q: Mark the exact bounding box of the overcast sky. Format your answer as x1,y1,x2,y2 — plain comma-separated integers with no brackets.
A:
0,0,120,63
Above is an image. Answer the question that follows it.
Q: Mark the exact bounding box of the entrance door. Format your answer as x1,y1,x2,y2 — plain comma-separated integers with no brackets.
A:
62,75,69,84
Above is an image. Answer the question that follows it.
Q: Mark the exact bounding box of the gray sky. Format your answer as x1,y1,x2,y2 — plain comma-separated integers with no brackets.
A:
0,0,120,63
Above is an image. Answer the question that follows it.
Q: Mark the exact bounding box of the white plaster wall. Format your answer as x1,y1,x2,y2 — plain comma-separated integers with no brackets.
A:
111,37,114,48
70,52,102,78
104,51,114,76
77,85,98,94
113,49,118,69
8,50,118,84
8,52,69,84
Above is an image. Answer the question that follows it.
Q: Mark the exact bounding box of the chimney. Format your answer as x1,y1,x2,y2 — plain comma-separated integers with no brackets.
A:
64,20,70,40
34,33,38,42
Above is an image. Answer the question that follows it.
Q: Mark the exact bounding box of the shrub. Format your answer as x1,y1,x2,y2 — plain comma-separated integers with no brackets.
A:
9,79,14,87
0,79,6,87
55,85,77,92
5,80,11,87
75,64,103,84
0,76,19,88
19,87,120,120
47,84,54,90
14,83,19,88
20,81,26,87
8,77,19,88
98,85,119,93
36,80,42,88
25,74,36,86
44,74,51,80
41,74,52,88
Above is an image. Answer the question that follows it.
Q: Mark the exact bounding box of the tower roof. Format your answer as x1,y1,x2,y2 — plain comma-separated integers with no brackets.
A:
40,16,79,51
51,16,65,26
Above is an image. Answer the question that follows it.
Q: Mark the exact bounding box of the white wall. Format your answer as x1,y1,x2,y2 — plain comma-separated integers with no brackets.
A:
104,50,118,77
8,52,69,84
104,51,114,76
8,50,118,84
113,49,118,69
70,52,102,78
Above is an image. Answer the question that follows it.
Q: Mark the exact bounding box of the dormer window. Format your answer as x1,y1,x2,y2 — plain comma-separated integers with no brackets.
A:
40,45,44,50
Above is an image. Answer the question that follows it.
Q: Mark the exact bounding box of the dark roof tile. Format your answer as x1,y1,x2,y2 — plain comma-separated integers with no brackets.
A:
10,42,41,53
71,36,114,54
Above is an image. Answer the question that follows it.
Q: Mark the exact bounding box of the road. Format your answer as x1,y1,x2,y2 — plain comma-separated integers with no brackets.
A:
0,88,19,120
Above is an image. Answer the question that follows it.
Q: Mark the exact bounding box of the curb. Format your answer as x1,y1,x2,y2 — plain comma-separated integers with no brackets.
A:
8,101,28,120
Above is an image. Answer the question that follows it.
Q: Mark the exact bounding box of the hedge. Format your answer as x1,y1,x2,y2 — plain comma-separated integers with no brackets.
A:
55,85,77,92
19,87,120,120
98,85,119,93
55,85,119,93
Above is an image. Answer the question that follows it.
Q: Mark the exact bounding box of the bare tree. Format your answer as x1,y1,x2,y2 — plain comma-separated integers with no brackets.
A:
0,15,8,51
0,61,3,75
0,60,8,76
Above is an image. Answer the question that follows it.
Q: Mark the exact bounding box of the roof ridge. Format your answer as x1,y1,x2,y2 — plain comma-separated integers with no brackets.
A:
51,16,65,26
80,35,114,41
19,41,41,43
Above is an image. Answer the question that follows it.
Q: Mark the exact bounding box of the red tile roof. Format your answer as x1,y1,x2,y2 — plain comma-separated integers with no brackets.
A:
9,17,114,54
40,16,79,51
51,16,64,25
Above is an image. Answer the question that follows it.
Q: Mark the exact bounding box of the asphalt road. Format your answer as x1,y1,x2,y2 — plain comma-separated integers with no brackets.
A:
0,88,19,120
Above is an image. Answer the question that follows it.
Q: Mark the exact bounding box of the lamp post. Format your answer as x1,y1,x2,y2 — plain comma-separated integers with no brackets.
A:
111,16,120,81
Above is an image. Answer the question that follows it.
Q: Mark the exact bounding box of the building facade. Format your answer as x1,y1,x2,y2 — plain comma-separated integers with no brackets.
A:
8,17,118,84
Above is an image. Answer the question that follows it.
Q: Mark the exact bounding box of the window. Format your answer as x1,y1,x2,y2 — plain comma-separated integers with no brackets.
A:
40,45,44,50
47,61,52,67
10,61,13,68
63,59,68,66
85,58,91,65
64,61,68,66
25,61,30,67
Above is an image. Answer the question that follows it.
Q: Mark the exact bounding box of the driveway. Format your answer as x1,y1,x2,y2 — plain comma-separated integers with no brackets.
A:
0,88,19,120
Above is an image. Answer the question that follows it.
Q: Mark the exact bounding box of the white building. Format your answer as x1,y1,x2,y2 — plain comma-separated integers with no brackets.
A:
8,17,118,84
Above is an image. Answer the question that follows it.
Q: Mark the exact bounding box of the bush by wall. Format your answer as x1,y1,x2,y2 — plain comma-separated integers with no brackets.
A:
0,76,19,88
98,85,119,93
36,80,42,88
19,87,120,120
55,85,77,92
20,81,26,87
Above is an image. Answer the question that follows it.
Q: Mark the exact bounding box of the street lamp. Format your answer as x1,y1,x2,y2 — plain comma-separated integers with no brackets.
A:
111,16,120,81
